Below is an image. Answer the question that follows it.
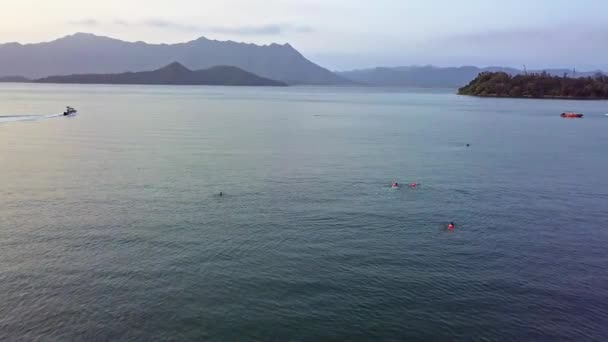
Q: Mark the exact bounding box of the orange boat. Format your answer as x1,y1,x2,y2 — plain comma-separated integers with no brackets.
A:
561,112,584,118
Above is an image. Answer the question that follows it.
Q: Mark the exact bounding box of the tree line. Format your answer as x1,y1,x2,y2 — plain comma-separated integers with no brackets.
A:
458,71,608,99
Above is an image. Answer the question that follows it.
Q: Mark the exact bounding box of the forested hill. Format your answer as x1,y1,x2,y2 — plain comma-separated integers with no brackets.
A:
458,72,608,99
35,62,287,86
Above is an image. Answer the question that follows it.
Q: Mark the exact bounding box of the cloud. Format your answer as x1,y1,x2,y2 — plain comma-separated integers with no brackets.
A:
68,17,312,36
207,24,313,35
286,24,314,34
68,18,99,27
140,19,200,32
109,18,312,36
208,24,282,35
434,26,608,50
419,26,608,69
112,19,129,26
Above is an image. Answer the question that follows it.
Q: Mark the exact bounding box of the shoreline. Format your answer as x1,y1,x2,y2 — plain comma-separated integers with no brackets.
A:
457,93,608,101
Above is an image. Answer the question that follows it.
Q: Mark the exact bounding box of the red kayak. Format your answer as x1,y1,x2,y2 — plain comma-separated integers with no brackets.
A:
561,112,584,118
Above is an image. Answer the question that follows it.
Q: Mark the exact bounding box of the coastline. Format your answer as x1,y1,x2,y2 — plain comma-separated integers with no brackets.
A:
457,93,608,101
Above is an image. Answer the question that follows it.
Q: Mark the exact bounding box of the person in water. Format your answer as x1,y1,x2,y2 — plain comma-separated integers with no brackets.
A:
448,222,455,230
392,182,399,187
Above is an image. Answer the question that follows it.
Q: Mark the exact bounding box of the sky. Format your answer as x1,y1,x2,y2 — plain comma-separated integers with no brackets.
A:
2,0,608,71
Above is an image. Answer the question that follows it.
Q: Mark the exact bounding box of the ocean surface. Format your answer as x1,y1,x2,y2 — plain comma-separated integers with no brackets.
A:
1,83,607,341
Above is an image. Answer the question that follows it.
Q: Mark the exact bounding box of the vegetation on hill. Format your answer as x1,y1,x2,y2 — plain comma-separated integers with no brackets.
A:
35,62,287,87
458,71,608,99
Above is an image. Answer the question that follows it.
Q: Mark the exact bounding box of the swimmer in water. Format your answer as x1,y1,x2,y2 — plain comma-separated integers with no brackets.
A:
219,192,223,196
392,182,399,188
448,222,455,230
410,183,417,187
466,144,470,147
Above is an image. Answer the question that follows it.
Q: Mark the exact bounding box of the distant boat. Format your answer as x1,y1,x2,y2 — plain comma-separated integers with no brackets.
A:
560,112,583,118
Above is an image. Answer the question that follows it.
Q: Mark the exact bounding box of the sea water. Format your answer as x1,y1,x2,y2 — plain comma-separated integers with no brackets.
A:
1,83,607,340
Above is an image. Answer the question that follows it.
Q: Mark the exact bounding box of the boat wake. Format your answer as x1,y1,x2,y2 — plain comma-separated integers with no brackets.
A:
0,113,66,124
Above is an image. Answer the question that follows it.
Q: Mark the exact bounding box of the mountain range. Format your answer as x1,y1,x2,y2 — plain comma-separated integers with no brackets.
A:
336,66,604,88
1,33,603,88
0,33,347,85
35,62,286,86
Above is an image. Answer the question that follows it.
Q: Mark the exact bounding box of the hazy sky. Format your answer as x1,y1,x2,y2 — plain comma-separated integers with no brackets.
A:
2,0,607,70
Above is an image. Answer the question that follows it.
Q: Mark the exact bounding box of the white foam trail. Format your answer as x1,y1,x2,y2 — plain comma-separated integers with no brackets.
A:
0,113,66,124
0,115,39,123
43,113,64,119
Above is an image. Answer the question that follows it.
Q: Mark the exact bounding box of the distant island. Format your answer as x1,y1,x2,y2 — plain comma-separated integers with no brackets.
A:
26,62,287,87
459,72,608,99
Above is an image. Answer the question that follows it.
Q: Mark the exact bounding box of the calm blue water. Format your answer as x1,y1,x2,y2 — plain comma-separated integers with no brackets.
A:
1,84,608,341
